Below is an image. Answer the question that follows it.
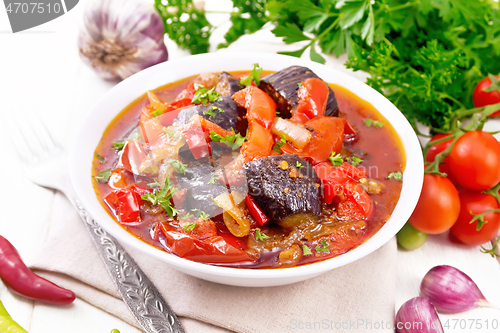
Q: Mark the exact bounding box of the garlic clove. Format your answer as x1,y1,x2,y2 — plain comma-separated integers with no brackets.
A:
396,297,444,333
420,265,497,313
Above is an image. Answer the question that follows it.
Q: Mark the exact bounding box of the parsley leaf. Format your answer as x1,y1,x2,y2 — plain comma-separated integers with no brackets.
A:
255,228,270,241
329,152,343,166
192,84,221,104
147,180,161,188
208,173,219,185
184,223,197,232
112,141,126,151
209,131,246,150
163,128,177,139
204,108,217,118
166,159,188,174
302,244,313,255
141,176,178,218
347,155,363,166
387,171,403,180
191,208,210,220
315,239,330,253
94,169,112,183
180,212,194,220
296,161,303,168
365,118,384,128
152,109,162,118
272,134,287,153
240,63,263,86
96,154,106,164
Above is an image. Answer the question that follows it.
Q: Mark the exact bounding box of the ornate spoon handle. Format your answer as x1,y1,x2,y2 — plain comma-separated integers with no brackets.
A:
73,198,185,333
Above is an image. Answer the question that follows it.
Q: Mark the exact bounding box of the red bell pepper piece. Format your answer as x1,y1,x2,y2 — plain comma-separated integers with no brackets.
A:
291,78,329,123
104,186,142,225
233,85,276,129
116,140,147,175
245,194,269,226
182,122,211,159
241,121,273,161
159,224,253,263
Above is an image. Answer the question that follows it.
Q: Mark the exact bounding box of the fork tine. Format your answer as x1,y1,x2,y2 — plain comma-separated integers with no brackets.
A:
27,112,62,152
7,120,39,163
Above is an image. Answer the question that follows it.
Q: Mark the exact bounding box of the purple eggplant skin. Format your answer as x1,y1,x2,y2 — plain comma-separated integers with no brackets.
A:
244,154,322,222
396,297,444,333
259,66,339,118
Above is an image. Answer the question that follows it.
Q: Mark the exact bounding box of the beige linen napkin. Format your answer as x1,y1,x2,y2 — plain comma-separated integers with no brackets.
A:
31,191,396,333
31,28,397,332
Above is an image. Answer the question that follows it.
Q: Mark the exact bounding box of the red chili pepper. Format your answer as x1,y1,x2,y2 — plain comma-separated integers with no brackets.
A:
0,235,75,305
245,194,269,226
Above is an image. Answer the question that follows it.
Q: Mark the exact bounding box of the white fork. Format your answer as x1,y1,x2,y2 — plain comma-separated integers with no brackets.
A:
9,114,185,333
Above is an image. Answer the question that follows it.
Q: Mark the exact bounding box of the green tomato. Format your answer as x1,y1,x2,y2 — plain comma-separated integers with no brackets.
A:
397,222,428,250
111,330,121,333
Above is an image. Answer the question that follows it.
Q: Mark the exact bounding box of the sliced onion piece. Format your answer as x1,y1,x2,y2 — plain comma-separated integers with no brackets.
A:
214,192,250,237
271,117,312,149
147,90,167,112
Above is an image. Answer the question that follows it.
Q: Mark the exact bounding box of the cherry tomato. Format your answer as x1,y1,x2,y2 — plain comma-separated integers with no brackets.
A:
473,75,500,117
450,190,500,246
448,131,500,191
425,134,455,181
397,222,427,251
409,174,460,234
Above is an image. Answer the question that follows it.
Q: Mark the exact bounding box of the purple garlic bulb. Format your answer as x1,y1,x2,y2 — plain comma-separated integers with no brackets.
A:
78,0,168,80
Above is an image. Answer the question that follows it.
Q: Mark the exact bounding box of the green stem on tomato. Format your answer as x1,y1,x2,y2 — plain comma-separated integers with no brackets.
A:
481,234,500,258
483,181,500,206
423,132,462,175
469,208,500,231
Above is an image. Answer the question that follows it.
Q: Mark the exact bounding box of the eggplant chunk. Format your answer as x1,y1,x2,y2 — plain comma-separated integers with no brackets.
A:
214,72,244,96
244,154,322,222
172,96,248,135
176,160,228,217
259,66,339,118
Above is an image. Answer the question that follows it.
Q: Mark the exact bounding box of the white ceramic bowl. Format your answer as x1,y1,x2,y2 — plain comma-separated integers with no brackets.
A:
70,52,424,287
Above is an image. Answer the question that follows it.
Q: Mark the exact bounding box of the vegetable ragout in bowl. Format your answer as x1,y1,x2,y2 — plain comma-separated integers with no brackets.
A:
72,53,423,286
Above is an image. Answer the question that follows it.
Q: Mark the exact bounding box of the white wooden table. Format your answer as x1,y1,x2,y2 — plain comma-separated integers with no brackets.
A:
1,2,500,332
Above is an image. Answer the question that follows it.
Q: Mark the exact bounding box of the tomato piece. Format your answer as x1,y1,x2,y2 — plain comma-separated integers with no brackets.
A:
182,122,211,159
281,117,348,165
449,131,500,191
314,162,372,219
473,75,500,117
409,174,460,234
105,187,142,225
450,191,500,245
108,169,132,190
291,78,329,123
170,82,196,109
241,121,273,161
159,224,253,263
116,140,147,175
233,86,276,129
245,194,269,226
157,107,184,127
139,111,168,149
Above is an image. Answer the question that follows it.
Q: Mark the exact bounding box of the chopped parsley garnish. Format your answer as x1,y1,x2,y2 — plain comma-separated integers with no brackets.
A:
163,129,177,139
191,208,210,220
255,228,270,241
387,171,403,180
191,84,221,104
152,109,162,118
315,239,330,253
208,173,219,185
166,159,187,174
96,154,106,164
347,155,363,166
112,140,126,151
329,152,344,166
302,245,313,255
204,108,217,118
147,180,161,188
209,131,246,150
184,223,197,232
297,82,303,87
141,176,178,218
94,169,112,183
272,134,287,153
364,118,384,128
240,63,263,86
135,132,141,141
296,161,303,168
180,212,194,220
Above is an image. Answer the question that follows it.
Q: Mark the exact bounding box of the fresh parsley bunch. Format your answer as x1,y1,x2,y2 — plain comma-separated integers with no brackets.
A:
154,0,500,131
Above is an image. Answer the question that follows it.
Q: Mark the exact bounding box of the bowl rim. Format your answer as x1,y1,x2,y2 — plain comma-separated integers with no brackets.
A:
70,51,424,281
